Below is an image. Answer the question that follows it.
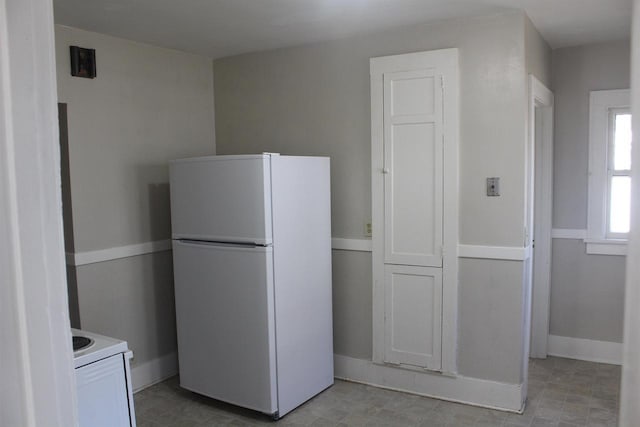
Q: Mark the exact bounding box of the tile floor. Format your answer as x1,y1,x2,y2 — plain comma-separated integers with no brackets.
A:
134,357,620,427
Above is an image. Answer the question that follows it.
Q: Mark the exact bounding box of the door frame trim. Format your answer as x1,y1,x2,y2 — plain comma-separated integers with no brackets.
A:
370,49,460,375
0,0,78,424
528,75,554,359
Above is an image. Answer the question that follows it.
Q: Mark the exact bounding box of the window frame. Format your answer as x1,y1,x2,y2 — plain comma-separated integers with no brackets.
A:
586,89,631,255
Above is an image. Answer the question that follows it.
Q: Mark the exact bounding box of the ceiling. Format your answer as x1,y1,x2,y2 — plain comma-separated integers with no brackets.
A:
53,0,632,59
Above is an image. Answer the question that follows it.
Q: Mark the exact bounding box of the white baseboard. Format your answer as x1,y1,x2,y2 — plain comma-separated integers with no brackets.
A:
334,354,524,413
131,352,178,392
547,335,622,365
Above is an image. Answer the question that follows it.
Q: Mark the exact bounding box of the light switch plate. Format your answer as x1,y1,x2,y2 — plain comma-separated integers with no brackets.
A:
487,177,500,196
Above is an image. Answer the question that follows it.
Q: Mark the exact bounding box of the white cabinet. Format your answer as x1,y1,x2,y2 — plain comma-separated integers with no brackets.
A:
76,353,135,427
371,49,459,374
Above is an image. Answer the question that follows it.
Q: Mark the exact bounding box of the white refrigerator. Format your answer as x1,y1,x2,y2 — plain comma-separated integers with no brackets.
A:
169,153,334,419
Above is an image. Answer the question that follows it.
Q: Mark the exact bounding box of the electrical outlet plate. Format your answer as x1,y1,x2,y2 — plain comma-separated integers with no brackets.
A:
486,177,500,196
365,221,372,237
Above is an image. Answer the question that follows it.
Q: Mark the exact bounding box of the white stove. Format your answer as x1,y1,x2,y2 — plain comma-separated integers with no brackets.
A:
72,328,129,368
72,329,137,427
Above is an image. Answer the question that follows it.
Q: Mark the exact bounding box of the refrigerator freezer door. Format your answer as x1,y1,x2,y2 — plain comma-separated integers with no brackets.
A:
172,240,278,414
170,155,273,244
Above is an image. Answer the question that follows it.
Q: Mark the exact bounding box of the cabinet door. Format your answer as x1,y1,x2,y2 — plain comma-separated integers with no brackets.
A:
383,69,443,268
384,264,442,370
76,354,131,427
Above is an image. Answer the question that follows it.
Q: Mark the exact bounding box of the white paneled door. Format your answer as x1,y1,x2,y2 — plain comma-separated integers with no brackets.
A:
384,265,442,370
371,49,459,373
383,69,443,268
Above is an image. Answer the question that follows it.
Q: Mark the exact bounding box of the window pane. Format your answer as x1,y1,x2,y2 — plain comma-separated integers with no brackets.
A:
614,113,632,170
609,176,631,234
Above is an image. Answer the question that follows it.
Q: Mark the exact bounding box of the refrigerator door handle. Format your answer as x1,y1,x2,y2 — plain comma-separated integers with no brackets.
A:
173,239,272,251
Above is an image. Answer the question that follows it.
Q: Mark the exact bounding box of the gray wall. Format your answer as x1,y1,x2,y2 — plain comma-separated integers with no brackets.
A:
56,25,216,251
550,240,626,342
215,11,529,247
458,259,529,383
76,252,178,366
525,15,552,87
550,40,630,343
55,26,216,366
332,250,372,360
214,11,533,384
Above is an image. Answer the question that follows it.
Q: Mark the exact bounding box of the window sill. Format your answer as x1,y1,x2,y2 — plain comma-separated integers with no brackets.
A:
584,238,627,256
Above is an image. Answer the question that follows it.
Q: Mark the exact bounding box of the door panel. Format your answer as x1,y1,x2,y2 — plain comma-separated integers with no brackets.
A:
169,155,272,244
172,240,277,414
384,264,442,370
391,75,436,116
383,70,443,267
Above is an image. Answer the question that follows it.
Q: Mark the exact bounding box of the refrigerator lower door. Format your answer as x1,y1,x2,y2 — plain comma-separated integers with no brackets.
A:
172,240,278,415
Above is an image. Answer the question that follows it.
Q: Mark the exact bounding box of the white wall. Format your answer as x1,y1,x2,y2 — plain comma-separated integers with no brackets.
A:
550,40,630,344
214,11,535,386
1,0,77,424
620,2,640,422
55,25,216,383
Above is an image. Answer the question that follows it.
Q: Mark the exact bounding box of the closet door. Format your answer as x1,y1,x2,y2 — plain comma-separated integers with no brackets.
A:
383,69,443,268
384,264,442,370
371,49,458,373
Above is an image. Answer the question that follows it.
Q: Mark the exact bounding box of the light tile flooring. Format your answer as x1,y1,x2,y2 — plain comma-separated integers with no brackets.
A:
135,357,620,427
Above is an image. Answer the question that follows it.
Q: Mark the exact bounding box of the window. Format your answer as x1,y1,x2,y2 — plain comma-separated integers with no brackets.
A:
586,89,631,255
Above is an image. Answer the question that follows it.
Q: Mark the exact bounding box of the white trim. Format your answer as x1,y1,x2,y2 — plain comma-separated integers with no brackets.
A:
529,75,555,361
585,239,628,256
587,89,631,243
551,228,587,239
457,244,531,261
334,354,524,413
620,10,640,422
548,335,622,365
67,239,172,266
331,238,372,252
66,238,374,266
441,51,461,376
131,352,178,393
0,0,78,425
370,49,459,375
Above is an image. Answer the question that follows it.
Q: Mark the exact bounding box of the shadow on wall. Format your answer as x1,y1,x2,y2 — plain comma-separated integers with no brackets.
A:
58,102,81,328
142,180,177,364
137,167,172,242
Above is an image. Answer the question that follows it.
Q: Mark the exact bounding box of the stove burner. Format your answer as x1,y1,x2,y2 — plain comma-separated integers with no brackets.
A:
73,335,94,352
